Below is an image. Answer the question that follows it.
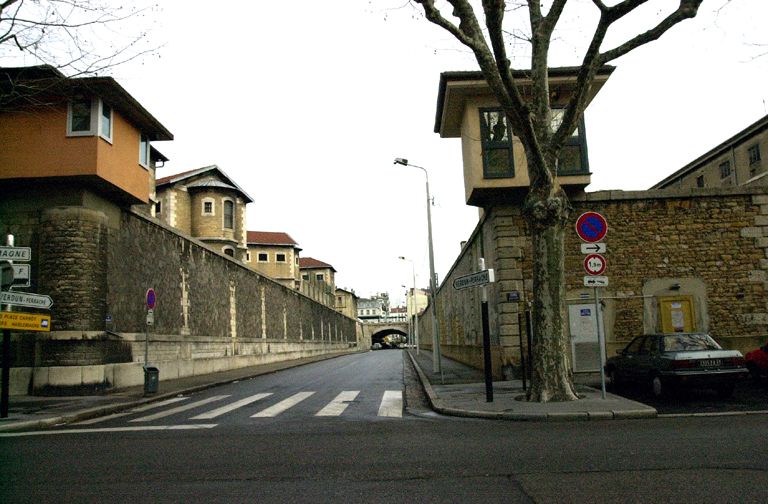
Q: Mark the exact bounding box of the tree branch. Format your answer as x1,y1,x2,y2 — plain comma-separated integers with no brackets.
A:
600,0,703,63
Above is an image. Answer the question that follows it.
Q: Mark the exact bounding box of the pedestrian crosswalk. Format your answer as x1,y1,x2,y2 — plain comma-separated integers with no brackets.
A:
73,389,403,427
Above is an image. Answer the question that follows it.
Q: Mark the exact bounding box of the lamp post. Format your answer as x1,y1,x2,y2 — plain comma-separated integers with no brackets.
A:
394,158,441,375
399,256,419,355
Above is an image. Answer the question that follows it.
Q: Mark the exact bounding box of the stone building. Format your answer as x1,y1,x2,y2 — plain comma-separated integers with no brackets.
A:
155,165,253,260
652,114,768,190
334,287,358,319
246,231,302,289
415,67,768,378
299,257,336,307
0,66,359,395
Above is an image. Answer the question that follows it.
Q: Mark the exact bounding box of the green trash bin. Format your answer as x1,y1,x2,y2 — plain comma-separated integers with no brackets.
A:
143,365,159,395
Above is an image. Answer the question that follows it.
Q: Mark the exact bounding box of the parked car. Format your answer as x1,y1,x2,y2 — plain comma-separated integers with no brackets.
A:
370,343,382,350
605,333,748,398
745,342,768,382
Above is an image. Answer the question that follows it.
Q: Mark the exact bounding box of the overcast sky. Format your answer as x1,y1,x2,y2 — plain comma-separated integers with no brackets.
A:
9,1,767,306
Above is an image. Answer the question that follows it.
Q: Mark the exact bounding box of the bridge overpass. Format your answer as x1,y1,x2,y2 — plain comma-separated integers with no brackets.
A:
360,321,409,348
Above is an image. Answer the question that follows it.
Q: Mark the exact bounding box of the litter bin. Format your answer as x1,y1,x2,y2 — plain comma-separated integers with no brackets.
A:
143,365,159,395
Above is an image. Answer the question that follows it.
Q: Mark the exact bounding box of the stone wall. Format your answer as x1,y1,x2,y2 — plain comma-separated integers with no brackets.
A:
0,200,359,394
419,186,768,378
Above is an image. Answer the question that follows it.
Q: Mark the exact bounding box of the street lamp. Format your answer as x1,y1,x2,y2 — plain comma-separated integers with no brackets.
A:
399,256,419,355
394,158,442,374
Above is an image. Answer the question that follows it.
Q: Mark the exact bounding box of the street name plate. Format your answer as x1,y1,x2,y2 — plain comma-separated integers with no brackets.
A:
453,269,495,290
0,291,53,309
0,246,31,261
0,312,51,332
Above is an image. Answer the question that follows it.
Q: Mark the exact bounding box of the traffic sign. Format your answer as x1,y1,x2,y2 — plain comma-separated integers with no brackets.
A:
0,246,31,261
146,288,156,309
453,269,495,290
575,212,608,243
583,254,607,275
0,312,50,332
580,242,606,254
0,291,53,309
583,276,609,287
11,264,30,287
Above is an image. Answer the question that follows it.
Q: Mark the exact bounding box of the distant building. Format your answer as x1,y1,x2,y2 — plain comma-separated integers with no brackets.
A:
246,231,302,289
299,257,336,306
651,114,768,190
357,293,390,322
155,165,253,260
334,287,358,319
405,288,429,318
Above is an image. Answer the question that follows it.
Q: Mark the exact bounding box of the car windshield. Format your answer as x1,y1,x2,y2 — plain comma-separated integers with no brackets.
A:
662,333,722,352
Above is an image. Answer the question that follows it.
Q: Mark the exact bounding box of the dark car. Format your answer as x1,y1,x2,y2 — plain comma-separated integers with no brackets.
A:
745,342,768,382
605,333,748,398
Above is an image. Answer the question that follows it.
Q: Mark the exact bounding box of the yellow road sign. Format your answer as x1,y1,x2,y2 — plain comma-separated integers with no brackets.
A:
0,311,51,332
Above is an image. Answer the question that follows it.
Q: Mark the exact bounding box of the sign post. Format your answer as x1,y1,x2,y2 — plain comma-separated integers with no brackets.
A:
577,212,609,399
453,262,496,402
145,288,156,366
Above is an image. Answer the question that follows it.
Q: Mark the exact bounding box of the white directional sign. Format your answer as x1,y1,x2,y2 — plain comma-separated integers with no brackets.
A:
0,246,31,261
580,242,606,254
583,276,609,288
0,291,53,309
12,264,30,287
453,269,495,290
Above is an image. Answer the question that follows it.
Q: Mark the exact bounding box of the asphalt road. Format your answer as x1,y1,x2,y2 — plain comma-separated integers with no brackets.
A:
1,351,766,503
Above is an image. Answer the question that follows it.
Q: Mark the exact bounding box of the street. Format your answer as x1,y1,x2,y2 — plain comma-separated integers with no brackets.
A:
1,350,767,503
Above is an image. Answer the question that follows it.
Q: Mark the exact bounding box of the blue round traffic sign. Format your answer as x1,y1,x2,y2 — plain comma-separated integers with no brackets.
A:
575,212,607,243
146,288,156,309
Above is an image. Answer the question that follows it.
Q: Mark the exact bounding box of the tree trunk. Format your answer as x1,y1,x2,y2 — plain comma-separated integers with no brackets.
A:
523,183,579,402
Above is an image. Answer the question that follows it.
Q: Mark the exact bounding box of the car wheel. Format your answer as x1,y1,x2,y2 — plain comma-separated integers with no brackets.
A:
651,375,664,398
716,383,735,399
608,368,621,390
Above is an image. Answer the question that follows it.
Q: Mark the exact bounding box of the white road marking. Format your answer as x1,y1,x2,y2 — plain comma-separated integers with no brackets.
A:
190,393,273,420
378,390,403,417
72,397,190,425
130,395,230,422
0,424,217,437
315,391,360,417
251,391,315,418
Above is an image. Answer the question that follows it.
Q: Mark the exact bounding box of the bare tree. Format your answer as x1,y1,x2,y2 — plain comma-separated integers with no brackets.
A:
411,0,703,402
1,0,159,73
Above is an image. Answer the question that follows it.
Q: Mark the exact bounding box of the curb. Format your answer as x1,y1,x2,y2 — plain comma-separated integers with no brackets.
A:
406,351,658,421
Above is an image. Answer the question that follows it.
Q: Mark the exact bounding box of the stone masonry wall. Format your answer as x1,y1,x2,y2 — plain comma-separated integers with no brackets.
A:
419,186,768,378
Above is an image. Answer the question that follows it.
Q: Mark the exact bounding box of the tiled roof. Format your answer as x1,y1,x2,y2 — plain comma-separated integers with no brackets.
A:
155,165,253,202
247,231,298,246
299,257,336,272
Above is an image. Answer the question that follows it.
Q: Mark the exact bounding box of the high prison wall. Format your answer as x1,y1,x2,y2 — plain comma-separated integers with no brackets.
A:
418,186,768,378
0,201,359,394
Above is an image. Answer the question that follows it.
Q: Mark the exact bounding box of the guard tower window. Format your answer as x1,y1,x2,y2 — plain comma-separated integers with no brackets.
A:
479,108,514,179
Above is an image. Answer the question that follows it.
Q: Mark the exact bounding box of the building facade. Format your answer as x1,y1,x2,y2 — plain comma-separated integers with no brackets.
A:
334,288,358,319
246,231,302,289
155,166,253,260
299,257,336,307
415,67,768,379
652,114,768,190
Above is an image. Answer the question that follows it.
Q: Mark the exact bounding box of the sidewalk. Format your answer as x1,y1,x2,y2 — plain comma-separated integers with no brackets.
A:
408,349,657,421
0,351,359,432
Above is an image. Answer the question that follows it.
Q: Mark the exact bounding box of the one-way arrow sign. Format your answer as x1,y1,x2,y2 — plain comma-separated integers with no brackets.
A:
580,242,606,254
583,276,609,288
0,291,53,309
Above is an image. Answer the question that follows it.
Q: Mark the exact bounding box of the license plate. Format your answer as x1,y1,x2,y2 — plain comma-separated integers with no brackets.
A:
699,359,721,367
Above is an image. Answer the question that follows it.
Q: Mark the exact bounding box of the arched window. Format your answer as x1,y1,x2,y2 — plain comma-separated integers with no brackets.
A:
223,247,235,257
223,199,234,229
